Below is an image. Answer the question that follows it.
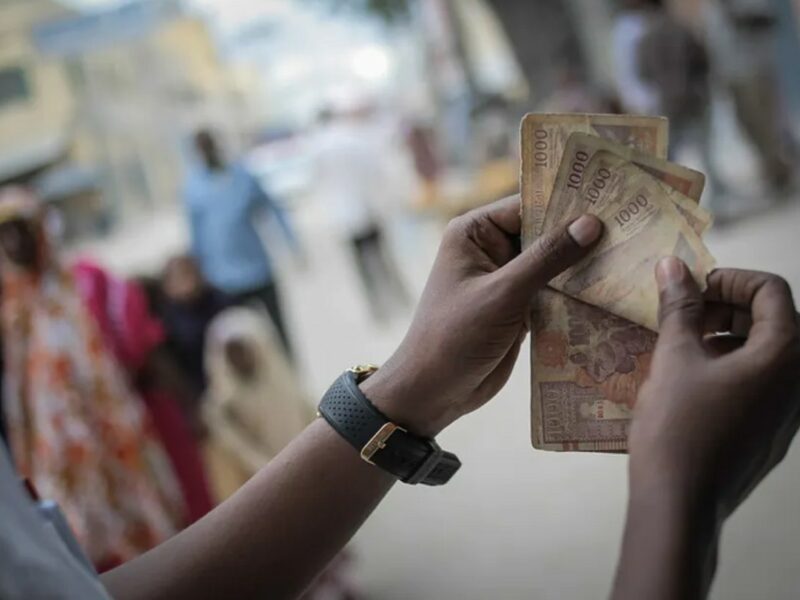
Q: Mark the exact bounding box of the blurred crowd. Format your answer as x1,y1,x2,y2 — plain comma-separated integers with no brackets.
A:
0,61,446,588
548,0,798,220
0,103,421,596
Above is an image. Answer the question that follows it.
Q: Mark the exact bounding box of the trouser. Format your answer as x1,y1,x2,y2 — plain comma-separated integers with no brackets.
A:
232,281,293,358
728,71,793,189
669,107,726,203
350,226,409,320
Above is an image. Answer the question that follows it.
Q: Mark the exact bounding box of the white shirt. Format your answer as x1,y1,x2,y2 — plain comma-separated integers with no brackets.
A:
313,121,390,238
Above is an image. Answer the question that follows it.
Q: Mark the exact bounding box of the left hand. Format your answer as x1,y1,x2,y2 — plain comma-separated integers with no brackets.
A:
361,195,602,437
629,262,800,519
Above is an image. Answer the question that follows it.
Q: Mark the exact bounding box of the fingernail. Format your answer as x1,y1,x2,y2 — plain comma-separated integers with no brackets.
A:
568,215,602,247
656,256,686,287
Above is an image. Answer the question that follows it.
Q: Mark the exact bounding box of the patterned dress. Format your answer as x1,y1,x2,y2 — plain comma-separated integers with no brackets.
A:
1,231,182,568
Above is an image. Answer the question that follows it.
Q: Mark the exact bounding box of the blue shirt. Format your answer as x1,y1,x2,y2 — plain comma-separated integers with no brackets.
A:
184,163,296,294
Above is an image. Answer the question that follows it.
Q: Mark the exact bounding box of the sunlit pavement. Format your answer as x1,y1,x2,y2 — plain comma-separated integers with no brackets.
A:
71,191,800,599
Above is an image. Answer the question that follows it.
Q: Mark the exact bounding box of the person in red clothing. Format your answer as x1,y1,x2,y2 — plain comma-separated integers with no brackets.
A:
73,259,214,524
0,186,182,568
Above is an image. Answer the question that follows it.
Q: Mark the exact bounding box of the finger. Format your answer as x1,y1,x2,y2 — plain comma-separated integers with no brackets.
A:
702,332,746,357
705,269,797,323
471,194,523,237
655,256,704,348
703,301,753,337
475,329,527,402
449,196,523,268
705,269,799,359
495,214,602,296
767,379,800,472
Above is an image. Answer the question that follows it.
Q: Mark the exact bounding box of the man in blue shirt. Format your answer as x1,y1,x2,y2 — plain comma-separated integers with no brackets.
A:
184,130,299,355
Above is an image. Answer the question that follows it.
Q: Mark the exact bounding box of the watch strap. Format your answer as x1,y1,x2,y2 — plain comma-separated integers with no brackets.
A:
319,371,461,486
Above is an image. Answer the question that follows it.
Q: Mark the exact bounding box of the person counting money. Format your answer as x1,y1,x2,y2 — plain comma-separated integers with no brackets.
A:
1,191,797,600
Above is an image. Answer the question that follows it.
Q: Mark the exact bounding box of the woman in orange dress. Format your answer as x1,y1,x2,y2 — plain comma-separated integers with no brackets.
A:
0,187,182,569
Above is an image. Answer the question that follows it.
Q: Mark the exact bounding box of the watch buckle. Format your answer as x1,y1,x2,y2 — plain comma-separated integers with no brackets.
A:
349,364,379,377
360,422,406,465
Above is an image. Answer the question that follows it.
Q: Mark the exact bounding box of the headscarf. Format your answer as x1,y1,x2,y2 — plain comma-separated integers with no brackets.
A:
0,187,182,567
204,307,313,473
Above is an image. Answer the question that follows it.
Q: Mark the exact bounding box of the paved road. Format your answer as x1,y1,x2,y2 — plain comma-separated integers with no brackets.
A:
289,198,800,600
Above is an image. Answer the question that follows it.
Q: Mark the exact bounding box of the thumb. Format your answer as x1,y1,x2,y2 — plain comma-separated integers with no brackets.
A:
656,256,704,346
498,214,602,296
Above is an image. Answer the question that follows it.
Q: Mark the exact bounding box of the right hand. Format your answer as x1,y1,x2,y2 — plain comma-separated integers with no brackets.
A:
361,195,602,438
629,258,800,520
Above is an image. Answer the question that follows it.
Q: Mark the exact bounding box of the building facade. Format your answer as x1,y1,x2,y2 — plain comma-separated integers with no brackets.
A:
0,0,263,237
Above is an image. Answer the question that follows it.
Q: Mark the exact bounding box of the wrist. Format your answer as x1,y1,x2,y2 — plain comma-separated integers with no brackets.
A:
628,469,720,537
616,465,722,600
358,363,452,439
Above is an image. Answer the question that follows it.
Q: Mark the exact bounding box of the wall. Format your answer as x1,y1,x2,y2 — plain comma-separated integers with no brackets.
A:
0,0,75,181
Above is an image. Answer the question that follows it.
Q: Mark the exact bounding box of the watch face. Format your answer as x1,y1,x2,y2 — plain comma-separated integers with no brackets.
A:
360,422,406,465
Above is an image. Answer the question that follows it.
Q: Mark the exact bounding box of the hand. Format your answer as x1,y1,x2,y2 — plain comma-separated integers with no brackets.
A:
361,195,602,437
630,258,800,520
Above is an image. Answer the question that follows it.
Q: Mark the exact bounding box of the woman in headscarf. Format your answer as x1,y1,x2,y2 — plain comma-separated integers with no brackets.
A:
203,306,313,493
0,186,183,569
72,259,214,525
203,306,359,600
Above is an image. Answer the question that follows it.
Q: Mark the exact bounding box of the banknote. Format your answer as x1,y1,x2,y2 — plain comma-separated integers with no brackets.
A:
523,113,670,452
530,287,654,451
545,133,711,237
520,113,669,247
548,152,716,331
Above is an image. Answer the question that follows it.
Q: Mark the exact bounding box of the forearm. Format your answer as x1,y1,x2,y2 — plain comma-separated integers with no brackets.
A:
611,472,721,600
102,418,394,599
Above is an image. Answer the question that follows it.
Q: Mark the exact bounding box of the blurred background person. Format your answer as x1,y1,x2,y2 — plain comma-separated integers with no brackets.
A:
155,255,229,400
636,2,726,206
542,64,619,113
72,259,215,525
314,106,411,322
706,0,796,199
612,0,662,115
403,118,442,208
203,306,357,599
184,129,301,357
203,306,313,498
0,186,182,570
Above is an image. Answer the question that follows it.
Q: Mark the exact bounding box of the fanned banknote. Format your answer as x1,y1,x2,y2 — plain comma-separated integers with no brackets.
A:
544,133,711,237
522,113,688,452
520,113,669,246
547,151,716,331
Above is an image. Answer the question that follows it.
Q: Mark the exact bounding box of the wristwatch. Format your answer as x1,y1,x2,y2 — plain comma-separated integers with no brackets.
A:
318,365,461,485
